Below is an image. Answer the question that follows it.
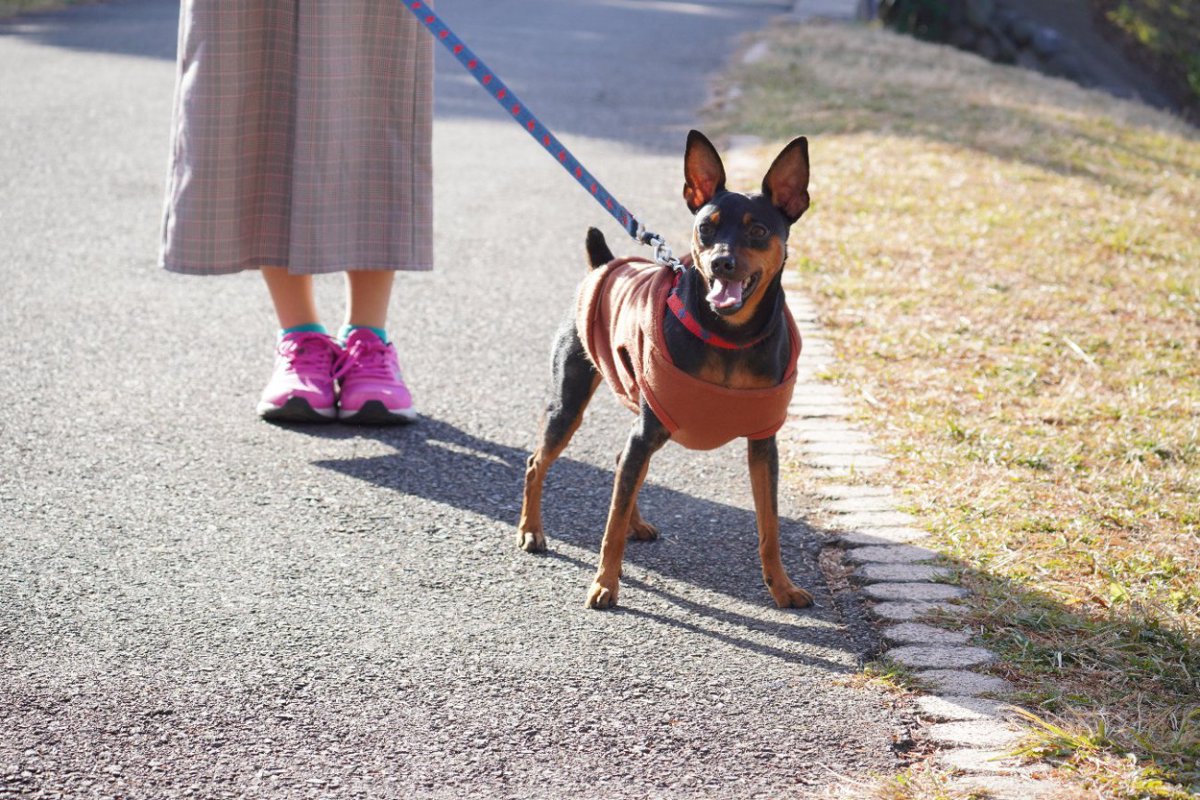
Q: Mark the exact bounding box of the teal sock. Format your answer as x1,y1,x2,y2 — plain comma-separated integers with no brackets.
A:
338,324,389,344
279,323,327,339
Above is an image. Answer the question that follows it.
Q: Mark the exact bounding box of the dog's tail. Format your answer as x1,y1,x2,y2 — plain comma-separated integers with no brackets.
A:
585,227,614,270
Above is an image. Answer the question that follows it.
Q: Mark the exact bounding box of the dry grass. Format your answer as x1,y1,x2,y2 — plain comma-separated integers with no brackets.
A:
818,763,971,800
713,21,1199,800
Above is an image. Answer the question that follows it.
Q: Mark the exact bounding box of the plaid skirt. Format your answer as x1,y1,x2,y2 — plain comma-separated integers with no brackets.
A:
160,2,434,275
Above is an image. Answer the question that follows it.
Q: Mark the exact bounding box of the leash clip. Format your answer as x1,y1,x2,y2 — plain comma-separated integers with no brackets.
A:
637,228,684,273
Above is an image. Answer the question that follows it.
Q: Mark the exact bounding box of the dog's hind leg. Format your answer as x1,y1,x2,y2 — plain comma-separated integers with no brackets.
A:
587,406,670,608
627,499,659,541
518,318,601,553
748,436,813,608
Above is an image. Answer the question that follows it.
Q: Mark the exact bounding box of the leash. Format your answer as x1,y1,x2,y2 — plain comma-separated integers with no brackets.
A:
405,1,683,271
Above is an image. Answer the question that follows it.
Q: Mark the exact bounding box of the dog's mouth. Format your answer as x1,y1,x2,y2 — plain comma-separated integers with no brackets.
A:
706,272,760,315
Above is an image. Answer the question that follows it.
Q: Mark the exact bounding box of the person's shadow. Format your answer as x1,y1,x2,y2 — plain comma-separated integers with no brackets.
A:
291,415,875,669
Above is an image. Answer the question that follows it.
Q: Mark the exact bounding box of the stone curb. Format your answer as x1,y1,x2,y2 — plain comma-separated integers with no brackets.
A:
858,562,952,582
769,264,1063,797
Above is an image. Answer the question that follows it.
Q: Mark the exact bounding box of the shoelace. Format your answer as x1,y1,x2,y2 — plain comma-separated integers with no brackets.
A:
279,333,340,374
333,336,396,382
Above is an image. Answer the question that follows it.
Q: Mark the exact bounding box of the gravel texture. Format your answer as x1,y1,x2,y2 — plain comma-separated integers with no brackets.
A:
0,1,907,796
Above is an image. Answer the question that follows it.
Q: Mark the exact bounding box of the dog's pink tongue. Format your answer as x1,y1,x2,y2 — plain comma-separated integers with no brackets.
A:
707,278,743,309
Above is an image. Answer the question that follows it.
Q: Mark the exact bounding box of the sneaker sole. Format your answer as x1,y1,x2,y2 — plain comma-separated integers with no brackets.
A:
338,400,418,425
258,396,337,423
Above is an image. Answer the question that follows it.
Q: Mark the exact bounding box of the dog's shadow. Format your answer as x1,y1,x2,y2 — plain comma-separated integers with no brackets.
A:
297,415,869,666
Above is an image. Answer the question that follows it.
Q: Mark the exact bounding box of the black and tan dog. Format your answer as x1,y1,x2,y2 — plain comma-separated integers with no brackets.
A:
518,130,813,610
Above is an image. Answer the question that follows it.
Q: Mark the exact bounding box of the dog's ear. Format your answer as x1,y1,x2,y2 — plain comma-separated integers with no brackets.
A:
585,227,614,269
762,136,810,224
683,130,727,212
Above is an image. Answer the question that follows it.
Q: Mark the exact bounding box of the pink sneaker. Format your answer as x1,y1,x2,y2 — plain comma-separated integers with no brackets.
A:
256,331,341,422
335,329,417,424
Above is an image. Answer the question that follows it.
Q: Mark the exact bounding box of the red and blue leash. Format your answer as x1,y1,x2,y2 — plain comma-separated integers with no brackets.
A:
405,0,682,270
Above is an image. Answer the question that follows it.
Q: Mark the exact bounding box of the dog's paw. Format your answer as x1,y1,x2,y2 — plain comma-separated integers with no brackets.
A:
518,528,546,553
770,582,814,609
585,579,619,609
627,519,659,542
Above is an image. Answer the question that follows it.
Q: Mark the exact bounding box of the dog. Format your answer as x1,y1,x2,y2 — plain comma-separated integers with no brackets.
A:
518,130,813,610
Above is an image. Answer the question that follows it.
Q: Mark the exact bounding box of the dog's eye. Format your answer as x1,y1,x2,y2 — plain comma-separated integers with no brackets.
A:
748,223,769,239
697,222,715,238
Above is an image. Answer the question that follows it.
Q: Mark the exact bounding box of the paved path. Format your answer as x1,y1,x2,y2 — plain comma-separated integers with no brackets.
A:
0,1,908,797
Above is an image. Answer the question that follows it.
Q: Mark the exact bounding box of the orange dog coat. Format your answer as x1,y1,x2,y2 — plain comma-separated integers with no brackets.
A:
576,257,801,450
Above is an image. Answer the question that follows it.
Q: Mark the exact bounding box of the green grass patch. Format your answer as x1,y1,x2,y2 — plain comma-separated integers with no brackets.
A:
857,658,929,695
1093,0,1200,116
713,20,1199,799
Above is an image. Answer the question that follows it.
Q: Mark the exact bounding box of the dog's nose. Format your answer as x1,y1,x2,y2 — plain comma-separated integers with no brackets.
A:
711,254,736,277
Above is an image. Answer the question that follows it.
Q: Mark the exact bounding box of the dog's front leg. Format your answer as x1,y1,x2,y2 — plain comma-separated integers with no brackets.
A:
748,436,814,608
587,406,670,609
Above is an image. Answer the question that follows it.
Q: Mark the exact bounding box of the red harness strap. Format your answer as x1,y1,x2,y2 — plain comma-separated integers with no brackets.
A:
665,273,775,350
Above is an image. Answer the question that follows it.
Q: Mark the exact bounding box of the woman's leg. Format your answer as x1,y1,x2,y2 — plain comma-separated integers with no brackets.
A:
338,269,415,423
261,266,320,329
255,267,338,422
344,270,395,330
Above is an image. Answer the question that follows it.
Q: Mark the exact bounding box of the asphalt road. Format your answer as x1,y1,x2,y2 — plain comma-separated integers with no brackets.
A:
0,1,908,796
